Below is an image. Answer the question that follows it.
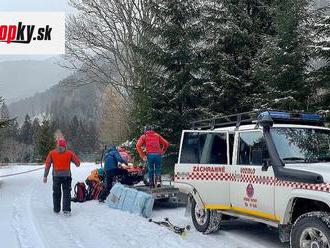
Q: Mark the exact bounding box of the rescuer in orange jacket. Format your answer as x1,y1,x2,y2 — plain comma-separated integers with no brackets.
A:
136,125,169,187
43,139,80,215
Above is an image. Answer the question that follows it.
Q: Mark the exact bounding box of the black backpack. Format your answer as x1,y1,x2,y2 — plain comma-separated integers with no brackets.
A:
72,182,87,202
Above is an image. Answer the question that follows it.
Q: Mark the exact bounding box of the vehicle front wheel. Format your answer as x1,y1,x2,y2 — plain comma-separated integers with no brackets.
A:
191,198,221,234
291,211,330,248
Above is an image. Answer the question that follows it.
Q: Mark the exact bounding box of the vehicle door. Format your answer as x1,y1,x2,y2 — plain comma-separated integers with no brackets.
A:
175,130,231,208
230,130,277,221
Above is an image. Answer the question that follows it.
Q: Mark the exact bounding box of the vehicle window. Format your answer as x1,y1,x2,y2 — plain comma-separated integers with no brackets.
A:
180,132,206,163
238,132,269,165
271,127,330,163
200,133,227,164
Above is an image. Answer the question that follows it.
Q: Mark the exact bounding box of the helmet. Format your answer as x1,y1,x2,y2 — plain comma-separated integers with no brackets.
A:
56,139,67,148
144,125,152,132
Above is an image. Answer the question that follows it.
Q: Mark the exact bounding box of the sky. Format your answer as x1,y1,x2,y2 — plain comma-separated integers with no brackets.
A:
0,0,70,12
0,0,74,61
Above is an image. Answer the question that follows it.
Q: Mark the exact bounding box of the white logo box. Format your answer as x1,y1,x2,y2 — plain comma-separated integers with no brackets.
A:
0,12,65,55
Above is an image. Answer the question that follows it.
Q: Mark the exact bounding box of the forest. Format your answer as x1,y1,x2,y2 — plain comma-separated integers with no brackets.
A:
0,98,98,162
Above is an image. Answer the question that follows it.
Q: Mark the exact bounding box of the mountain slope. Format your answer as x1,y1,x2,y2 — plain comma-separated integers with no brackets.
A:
8,74,102,123
0,57,72,103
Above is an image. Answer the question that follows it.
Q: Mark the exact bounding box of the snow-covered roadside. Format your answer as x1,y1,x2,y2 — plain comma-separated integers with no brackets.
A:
0,165,43,248
0,163,285,248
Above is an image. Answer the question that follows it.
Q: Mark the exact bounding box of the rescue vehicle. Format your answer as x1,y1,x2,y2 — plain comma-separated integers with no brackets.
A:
175,111,330,247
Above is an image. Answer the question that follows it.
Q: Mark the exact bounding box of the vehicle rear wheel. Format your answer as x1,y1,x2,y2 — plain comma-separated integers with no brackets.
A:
191,198,221,234
291,211,330,248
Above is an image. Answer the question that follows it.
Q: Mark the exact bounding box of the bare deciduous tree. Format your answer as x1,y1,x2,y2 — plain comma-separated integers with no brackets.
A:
65,0,155,102
98,87,131,145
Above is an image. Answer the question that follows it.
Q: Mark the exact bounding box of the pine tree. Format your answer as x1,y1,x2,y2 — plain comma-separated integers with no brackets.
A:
69,115,80,151
257,0,330,112
266,0,313,110
8,120,19,139
139,0,205,147
309,4,330,111
202,0,277,114
36,120,55,161
0,99,12,151
31,118,41,161
20,115,33,144
0,100,11,128
32,118,41,144
0,101,10,119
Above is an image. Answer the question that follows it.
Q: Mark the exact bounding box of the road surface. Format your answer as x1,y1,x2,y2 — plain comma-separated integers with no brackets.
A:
0,164,286,248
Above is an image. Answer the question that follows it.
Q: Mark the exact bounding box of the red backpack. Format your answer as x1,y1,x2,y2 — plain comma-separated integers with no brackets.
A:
73,182,87,202
90,182,104,200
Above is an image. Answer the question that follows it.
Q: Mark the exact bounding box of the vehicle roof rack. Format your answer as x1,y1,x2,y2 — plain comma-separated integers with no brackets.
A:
191,110,325,130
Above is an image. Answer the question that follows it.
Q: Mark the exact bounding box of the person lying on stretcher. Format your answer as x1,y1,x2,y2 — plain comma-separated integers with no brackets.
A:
118,146,143,172
118,146,134,164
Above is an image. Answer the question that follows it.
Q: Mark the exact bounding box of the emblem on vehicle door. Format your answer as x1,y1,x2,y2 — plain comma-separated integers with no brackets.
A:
246,184,254,198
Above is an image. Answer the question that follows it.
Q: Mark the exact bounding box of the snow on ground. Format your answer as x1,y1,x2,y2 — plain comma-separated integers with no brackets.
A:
0,163,286,248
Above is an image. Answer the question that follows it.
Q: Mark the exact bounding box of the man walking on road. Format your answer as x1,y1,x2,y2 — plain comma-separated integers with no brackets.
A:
43,139,80,215
136,125,169,187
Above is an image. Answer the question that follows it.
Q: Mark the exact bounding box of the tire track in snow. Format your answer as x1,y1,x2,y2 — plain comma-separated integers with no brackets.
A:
153,208,283,248
4,164,284,248
29,177,86,248
11,175,46,248
90,206,199,248
56,214,86,248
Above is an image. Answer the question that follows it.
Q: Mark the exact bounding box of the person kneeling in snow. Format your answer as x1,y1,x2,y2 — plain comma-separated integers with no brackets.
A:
43,139,80,215
86,168,105,185
98,145,128,202
85,168,105,200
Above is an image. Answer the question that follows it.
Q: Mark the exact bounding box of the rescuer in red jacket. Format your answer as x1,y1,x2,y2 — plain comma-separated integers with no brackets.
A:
43,139,80,215
136,125,169,187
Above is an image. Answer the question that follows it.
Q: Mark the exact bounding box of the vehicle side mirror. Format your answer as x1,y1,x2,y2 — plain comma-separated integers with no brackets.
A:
262,159,271,171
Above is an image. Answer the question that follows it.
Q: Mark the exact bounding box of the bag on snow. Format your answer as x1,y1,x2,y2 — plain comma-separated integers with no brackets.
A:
122,187,138,212
132,191,154,218
107,183,125,208
72,182,87,202
87,181,104,200
108,183,154,218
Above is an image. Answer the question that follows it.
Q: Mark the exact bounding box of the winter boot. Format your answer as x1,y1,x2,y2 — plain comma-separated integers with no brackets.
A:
149,176,155,188
156,176,162,188
63,211,71,216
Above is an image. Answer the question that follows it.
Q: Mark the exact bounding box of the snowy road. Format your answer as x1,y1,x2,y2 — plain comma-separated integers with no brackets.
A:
0,164,286,248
